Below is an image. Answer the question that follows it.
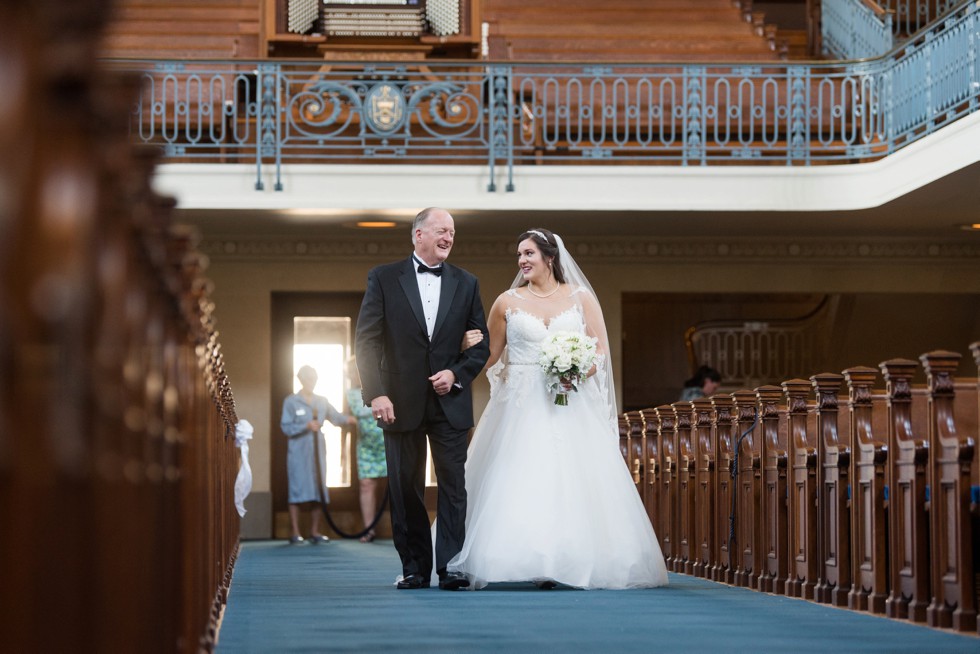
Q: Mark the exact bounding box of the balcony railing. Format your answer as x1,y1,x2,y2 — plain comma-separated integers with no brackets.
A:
878,0,961,35
106,0,980,192
822,0,895,59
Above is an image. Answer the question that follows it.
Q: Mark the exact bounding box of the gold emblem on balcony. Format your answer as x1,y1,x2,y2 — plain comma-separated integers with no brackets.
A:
364,83,405,134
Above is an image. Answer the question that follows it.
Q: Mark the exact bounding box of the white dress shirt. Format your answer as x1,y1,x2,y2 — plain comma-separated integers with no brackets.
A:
412,254,442,340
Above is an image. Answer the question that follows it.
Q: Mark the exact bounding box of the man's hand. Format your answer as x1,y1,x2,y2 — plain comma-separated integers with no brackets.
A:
370,396,395,424
429,369,457,396
306,419,322,432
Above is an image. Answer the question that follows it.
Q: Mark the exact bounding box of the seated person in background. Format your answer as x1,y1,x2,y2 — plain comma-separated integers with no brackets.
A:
680,365,722,401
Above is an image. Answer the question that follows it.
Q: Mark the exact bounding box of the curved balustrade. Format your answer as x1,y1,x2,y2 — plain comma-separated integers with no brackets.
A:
880,0,962,36
104,1,980,191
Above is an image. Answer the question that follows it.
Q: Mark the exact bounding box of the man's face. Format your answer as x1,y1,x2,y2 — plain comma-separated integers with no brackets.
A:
415,210,455,265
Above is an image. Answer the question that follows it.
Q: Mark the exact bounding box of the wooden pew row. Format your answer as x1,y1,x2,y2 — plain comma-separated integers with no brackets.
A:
487,22,770,38
101,0,260,59
0,3,242,651
623,344,979,634
499,41,780,63
486,0,741,10
483,0,790,62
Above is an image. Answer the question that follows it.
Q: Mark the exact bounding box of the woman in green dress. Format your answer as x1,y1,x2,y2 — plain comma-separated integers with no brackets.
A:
346,356,388,542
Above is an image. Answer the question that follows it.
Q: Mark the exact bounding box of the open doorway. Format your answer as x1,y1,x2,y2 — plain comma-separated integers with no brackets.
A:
270,292,391,539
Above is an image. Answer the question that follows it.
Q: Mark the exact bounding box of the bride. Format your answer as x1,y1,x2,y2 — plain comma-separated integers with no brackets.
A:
448,228,668,589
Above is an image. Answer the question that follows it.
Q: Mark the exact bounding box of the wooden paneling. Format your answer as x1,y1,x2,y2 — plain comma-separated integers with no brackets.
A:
102,0,261,59
483,0,788,62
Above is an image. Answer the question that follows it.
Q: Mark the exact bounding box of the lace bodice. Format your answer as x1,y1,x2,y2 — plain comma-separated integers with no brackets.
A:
504,305,585,365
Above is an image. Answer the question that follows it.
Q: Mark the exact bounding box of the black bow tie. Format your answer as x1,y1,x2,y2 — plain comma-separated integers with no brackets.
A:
417,263,443,276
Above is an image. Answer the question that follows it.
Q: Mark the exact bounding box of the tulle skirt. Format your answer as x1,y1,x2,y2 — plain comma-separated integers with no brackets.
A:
447,365,668,589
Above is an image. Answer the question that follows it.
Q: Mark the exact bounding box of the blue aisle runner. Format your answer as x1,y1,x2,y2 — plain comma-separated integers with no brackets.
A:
217,540,979,653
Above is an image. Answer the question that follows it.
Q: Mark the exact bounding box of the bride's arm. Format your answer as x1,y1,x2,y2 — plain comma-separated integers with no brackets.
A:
580,291,609,379
483,295,508,371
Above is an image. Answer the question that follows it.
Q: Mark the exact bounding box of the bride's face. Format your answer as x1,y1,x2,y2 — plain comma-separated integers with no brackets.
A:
517,238,551,284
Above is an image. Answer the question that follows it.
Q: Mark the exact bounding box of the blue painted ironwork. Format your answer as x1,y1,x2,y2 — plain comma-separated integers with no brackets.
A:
822,0,895,59
108,1,980,192
878,0,960,36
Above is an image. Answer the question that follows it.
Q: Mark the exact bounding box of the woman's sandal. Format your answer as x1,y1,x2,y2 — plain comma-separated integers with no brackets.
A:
359,530,376,543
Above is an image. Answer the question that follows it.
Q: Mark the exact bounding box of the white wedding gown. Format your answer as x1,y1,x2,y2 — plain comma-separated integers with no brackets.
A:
447,304,669,589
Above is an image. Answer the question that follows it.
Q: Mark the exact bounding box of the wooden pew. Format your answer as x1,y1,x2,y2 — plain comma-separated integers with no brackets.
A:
640,408,663,546
880,359,930,622
844,366,889,614
693,397,716,578
625,410,646,498
784,379,819,599
655,404,678,571
811,373,852,607
673,401,697,574
732,390,763,589
618,414,630,466
628,343,977,635
0,5,240,647
758,385,788,594
710,394,737,584
921,351,977,632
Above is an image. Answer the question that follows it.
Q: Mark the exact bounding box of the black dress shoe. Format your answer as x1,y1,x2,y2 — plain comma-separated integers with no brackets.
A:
534,580,558,590
396,574,430,590
438,571,470,591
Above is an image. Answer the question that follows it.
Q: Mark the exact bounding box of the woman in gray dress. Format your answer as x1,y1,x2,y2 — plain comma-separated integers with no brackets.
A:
280,365,356,544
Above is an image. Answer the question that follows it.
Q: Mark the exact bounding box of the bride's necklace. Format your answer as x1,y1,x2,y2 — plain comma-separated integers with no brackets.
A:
526,281,560,298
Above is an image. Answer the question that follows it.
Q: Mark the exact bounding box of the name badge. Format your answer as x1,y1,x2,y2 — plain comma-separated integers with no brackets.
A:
296,409,307,416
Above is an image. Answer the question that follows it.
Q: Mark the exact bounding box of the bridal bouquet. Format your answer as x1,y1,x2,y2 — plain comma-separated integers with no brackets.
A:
539,330,598,406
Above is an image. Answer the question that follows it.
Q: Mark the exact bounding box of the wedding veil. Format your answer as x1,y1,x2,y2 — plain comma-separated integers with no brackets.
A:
493,230,620,437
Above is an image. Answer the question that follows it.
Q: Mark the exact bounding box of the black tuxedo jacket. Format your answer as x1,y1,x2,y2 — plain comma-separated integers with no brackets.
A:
355,256,490,432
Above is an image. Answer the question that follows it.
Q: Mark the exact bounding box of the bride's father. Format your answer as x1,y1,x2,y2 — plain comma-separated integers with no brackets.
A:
355,208,490,590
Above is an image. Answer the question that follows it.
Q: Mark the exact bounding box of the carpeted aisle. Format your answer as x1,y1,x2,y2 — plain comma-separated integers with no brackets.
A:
217,540,979,653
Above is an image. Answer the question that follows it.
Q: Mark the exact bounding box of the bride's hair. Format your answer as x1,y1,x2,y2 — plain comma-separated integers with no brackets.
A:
517,228,566,284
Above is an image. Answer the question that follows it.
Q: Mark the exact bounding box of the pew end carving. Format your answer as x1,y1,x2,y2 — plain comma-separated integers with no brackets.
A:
880,359,930,622
710,394,737,585
921,351,977,632
783,379,819,600
810,372,851,607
